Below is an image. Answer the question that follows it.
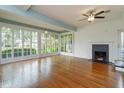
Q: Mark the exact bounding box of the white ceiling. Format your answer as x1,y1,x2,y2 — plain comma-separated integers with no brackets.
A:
31,5,124,27
0,10,65,32
0,5,124,32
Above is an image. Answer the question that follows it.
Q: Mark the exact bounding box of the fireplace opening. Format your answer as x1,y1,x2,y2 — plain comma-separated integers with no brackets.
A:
94,51,106,62
92,44,109,63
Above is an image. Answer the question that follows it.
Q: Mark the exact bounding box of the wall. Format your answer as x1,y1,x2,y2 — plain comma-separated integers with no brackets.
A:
74,18,123,62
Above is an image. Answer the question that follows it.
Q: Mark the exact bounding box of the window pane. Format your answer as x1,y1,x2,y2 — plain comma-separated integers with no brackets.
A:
61,33,73,53
120,32,124,59
61,35,65,52
13,29,22,57
41,33,46,54
51,34,55,52
23,30,31,56
1,27,12,59
55,35,59,52
46,33,51,53
41,32,59,54
32,32,38,55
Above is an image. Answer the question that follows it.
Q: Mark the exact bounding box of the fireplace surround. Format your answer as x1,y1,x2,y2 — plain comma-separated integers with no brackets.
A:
92,44,109,63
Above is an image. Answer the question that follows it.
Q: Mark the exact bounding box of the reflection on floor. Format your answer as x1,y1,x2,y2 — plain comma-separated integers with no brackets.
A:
0,55,124,88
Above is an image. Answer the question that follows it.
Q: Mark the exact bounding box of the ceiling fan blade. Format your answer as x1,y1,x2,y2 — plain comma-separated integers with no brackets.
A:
95,16,105,18
95,11,104,16
104,10,111,13
78,18,87,21
82,14,89,17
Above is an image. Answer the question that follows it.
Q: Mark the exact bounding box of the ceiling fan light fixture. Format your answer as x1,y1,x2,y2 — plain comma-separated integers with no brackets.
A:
79,9,110,22
88,16,94,22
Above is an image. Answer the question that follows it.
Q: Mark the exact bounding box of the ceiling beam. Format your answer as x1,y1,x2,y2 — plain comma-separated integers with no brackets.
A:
0,17,60,33
0,5,76,31
16,5,32,12
26,5,32,12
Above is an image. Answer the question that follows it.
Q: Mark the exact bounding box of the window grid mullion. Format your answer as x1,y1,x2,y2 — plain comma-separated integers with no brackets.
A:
22,29,24,57
30,31,32,55
38,31,41,55
12,29,14,59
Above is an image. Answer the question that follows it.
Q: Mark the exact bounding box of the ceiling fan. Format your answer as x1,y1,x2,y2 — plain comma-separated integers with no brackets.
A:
79,9,111,22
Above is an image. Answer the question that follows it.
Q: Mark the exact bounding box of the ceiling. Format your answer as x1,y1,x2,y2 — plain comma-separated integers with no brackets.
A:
31,5,124,27
0,8,65,32
0,5,124,32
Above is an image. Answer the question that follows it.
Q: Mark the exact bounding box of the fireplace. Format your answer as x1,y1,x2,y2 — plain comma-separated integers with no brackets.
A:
94,51,106,62
92,44,109,63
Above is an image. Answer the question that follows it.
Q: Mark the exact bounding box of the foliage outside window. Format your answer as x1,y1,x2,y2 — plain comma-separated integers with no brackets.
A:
0,27,38,59
0,23,73,62
61,33,73,53
13,29,22,57
41,32,59,54
0,25,59,60
1,27,12,59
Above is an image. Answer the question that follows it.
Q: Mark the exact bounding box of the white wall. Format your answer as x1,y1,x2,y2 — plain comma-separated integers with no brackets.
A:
74,18,123,62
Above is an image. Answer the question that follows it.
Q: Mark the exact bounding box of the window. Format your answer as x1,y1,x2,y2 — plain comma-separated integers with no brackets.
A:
0,25,39,61
1,27,12,59
41,32,59,54
13,29,22,57
23,30,31,56
55,35,59,52
32,32,38,55
119,31,124,59
0,22,72,63
51,33,55,52
67,34,72,53
61,35,65,52
46,33,51,53
41,33,46,54
61,33,73,53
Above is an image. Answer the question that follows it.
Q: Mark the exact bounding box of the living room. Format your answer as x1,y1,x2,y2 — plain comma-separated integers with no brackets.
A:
0,4,124,89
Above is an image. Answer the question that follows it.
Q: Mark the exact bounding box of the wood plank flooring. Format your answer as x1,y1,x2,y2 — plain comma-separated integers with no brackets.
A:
0,55,124,88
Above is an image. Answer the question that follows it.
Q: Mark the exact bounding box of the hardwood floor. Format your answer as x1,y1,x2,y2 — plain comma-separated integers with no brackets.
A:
0,55,124,88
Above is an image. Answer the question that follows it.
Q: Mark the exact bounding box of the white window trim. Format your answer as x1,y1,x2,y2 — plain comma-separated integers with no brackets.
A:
0,22,60,64
118,30,124,59
60,32,74,56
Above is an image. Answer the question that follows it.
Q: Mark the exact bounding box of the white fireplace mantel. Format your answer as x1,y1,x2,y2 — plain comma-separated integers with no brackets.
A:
89,41,115,63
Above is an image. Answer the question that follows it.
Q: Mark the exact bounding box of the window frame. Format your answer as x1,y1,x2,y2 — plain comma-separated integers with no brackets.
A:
118,30,124,59
0,23,40,63
0,25,15,60
60,32,74,54
40,31,59,54
0,22,60,64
